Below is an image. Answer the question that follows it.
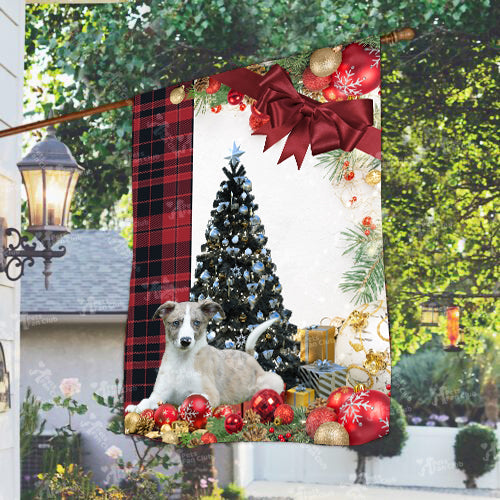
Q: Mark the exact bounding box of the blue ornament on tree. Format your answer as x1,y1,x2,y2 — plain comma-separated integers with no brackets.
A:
200,270,211,281
239,205,249,215
253,261,265,273
232,235,239,244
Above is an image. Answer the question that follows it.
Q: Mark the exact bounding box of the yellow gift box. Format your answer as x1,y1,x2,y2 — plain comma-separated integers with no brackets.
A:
297,319,338,363
285,385,315,407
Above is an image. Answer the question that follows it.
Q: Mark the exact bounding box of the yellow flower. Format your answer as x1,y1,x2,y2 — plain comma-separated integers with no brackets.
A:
37,473,44,480
68,463,74,474
56,464,65,474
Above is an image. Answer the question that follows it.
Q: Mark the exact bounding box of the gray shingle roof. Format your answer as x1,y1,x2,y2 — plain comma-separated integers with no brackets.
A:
21,230,132,314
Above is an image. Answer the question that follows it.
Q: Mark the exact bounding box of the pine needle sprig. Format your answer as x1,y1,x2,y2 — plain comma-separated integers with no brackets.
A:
339,223,385,305
357,35,381,49
315,149,381,184
188,84,231,115
274,50,312,85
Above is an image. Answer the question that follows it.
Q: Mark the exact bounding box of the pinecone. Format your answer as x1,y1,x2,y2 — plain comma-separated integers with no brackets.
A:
242,424,270,442
194,77,210,92
243,409,261,425
188,437,202,447
135,415,155,435
247,64,268,75
305,397,328,416
302,88,326,102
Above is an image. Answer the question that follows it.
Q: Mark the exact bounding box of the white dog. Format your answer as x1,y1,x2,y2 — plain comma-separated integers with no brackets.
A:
125,299,284,413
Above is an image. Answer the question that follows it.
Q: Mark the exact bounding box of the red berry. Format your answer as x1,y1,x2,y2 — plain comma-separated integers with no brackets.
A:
269,427,274,433
285,432,292,439
206,77,221,94
386,384,391,390
278,434,284,440
344,171,355,181
211,105,222,113
344,161,350,167
352,196,357,202
364,229,370,236
371,224,377,230
387,392,391,397
362,216,373,227
239,103,247,111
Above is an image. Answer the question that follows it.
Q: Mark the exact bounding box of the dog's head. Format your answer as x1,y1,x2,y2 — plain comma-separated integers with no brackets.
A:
152,299,225,351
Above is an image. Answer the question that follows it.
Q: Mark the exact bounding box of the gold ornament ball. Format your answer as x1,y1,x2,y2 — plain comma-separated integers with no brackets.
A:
309,47,342,77
314,422,350,446
170,85,185,105
162,430,179,445
124,412,141,434
365,170,382,186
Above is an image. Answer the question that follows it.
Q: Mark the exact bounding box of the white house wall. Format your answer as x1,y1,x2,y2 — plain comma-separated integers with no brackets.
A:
0,1,24,499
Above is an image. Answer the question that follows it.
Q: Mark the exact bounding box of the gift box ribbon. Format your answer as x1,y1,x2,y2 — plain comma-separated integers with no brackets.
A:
315,359,334,372
217,65,380,168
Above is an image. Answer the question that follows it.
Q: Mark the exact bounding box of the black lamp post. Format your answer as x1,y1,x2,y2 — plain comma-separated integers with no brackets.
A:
0,126,83,289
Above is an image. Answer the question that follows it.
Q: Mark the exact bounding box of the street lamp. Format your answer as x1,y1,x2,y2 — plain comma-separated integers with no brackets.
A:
420,299,440,327
0,125,83,289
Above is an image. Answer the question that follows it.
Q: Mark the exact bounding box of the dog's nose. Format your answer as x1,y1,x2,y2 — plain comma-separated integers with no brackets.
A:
180,337,192,348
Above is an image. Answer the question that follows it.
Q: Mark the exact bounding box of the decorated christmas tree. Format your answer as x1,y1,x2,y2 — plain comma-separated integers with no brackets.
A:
190,143,300,386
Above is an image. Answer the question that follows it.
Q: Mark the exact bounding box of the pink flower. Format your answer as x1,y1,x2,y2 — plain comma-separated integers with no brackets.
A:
200,479,208,489
59,378,81,398
105,445,123,460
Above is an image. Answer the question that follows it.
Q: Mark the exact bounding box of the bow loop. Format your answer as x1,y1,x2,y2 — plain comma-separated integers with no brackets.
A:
315,359,334,372
252,65,374,168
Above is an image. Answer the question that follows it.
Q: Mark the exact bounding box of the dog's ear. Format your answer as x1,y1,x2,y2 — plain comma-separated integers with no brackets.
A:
153,301,176,320
199,299,225,319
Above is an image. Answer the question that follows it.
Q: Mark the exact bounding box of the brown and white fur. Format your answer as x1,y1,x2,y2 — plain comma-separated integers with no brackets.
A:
125,299,284,413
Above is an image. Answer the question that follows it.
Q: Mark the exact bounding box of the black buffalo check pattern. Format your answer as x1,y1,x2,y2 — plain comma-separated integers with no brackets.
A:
124,85,194,407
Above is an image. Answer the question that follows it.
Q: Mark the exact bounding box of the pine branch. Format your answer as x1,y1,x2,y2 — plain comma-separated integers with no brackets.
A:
188,84,231,115
274,50,312,85
340,224,385,304
357,35,381,49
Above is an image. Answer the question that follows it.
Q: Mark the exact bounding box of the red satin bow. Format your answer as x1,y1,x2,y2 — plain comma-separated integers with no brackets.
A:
252,65,374,168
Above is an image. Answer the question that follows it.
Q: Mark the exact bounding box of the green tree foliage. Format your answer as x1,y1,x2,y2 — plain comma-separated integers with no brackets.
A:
454,423,498,488
382,29,499,361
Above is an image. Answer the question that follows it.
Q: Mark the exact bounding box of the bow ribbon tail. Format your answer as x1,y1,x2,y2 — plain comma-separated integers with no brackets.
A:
277,119,311,168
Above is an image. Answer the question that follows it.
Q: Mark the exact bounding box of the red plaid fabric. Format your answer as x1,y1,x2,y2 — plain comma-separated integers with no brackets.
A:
124,84,194,407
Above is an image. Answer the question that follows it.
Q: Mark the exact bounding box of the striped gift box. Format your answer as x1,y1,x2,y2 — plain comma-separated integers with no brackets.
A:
298,360,347,399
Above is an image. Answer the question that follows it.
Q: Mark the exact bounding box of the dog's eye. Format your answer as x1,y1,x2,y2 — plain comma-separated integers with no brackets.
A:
172,320,180,327
193,320,200,327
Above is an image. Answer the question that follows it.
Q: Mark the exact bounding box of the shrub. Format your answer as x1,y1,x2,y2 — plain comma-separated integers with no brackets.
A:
454,423,498,488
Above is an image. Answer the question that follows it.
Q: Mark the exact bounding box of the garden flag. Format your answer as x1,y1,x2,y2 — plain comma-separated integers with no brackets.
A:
123,38,391,447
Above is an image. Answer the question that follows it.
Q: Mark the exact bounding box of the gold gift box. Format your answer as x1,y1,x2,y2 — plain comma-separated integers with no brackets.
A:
285,386,315,407
297,323,337,364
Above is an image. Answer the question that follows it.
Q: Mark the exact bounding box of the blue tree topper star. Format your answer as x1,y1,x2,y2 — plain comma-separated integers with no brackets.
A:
225,141,245,166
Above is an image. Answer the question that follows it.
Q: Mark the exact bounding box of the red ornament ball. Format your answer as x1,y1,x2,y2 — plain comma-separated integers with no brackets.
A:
386,384,391,390
251,389,283,423
285,432,292,439
211,105,222,114
305,407,337,439
338,390,390,446
206,77,221,94
201,432,218,444
302,66,331,91
322,84,347,102
278,434,285,441
331,43,380,97
344,171,355,181
140,409,155,421
227,88,244,105
274,404,294,425
154,403,178,428
364,229,371,236
362,216,373,227
179,394,212,430
249,113,270,132
269,427,274,433
213,404,233,419
224,413,244,434
327,386,354,412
